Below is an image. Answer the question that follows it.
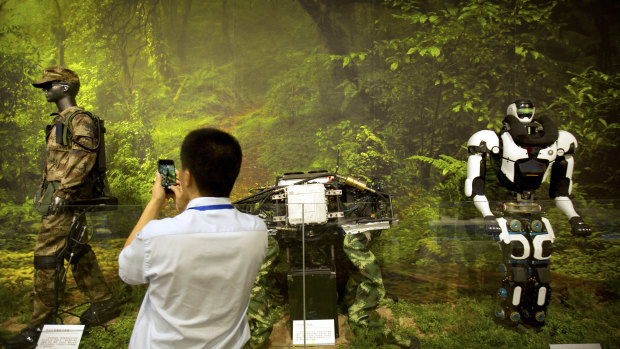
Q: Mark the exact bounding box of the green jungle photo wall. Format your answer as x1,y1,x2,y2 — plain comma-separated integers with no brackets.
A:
1,0,619,348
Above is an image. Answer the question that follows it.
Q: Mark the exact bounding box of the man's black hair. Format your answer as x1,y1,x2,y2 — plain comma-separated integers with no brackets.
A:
180,128,242,197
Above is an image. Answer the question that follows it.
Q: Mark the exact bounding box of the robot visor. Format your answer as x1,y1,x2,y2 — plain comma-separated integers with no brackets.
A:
516,108,533,118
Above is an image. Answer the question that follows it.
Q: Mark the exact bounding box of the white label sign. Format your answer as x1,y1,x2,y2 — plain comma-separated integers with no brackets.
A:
550,344,602,349
292,319,335,346
36,325,84,349
287,184,328,225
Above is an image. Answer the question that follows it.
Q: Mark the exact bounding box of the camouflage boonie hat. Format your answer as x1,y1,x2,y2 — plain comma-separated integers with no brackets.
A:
32,66,80,88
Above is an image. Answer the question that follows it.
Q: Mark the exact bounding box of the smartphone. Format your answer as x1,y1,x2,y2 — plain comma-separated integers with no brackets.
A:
157,159,177,192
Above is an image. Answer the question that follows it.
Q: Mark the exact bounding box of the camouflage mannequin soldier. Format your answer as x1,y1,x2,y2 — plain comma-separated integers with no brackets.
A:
6,67,119,349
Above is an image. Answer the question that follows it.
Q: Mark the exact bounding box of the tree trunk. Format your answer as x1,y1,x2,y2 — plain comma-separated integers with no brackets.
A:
53,0,66,66
296,0,375,109
145,0,176,83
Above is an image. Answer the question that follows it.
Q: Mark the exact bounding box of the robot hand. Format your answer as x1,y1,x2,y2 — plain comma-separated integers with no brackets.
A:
484,215,502,237
47,196,67,216
569,216,592,237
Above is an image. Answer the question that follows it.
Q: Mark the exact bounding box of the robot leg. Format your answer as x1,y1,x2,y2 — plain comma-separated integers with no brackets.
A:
495,260,528,325
521,264,551,326
521,217,553,326
495,216,532,325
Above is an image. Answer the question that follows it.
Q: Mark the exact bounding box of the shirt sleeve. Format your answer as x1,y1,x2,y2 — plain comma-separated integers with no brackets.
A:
118,232,148,285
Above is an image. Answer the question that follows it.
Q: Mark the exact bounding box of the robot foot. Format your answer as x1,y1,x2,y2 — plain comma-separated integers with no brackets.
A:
493,317,538,334
494,305,521,327
494,305,547,331
523,310,547,328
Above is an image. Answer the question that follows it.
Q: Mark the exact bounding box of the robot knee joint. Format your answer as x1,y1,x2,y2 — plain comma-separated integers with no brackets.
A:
503,236,530,260
536,267,551,284
512,266,527,282
532,235,553,260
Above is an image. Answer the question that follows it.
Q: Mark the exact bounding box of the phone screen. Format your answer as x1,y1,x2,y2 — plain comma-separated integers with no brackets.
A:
158,160,176,189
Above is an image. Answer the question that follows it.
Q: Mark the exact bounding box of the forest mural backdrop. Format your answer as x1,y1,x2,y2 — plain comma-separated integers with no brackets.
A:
1,0,619,347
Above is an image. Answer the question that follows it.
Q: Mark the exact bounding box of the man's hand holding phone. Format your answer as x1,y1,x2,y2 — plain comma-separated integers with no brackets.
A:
169,170,189,213
151,172,172,211
155,159,191,213
153,159,179,210
125,164,181,249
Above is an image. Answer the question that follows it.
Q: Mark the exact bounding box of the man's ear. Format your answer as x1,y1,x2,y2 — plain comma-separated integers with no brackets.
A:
183,168,193,187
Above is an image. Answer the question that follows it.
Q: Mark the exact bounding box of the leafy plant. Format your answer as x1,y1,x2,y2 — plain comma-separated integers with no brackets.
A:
548,68,620,197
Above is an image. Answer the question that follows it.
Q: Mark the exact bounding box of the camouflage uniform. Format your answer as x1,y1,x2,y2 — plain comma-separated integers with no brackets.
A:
344,233,413,348
245,225,411,347
343,233,386,326
30,106,112,325
245,235,280,349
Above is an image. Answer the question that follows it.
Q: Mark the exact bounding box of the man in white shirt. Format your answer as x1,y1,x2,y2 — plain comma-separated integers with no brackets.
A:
118,128,268,349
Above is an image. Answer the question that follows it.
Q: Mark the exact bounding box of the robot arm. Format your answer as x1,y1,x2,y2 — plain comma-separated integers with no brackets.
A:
465,130,500,202
465,130,499,214
550,131,591,237
465,130,507,240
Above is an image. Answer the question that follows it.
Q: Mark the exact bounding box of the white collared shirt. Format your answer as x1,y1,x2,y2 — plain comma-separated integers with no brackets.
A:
119,197,268,349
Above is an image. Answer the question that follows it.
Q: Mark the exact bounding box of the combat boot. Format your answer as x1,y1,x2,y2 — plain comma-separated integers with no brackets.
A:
5,324,44,349
80,298,120,326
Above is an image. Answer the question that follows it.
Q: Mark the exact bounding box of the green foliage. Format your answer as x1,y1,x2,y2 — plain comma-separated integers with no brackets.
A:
1,0,618,207
346,0,567,158
377,216,432,266
0,24,47,206
1,1,619,347
0,238,35,323
548,68,620,197
554,236,620,281
106,117,155,204
387,295,619,348
407,155,467,203
315,121,397,182
0,196,41,232
79,317,135,349
238,52,342,174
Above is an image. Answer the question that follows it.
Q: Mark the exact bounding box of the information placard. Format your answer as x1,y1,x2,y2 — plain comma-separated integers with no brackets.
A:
292,319,335,346
550,344,602,349
36,325,84,349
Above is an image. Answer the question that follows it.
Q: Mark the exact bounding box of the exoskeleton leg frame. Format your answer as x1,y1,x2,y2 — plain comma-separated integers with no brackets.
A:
42,209,94,322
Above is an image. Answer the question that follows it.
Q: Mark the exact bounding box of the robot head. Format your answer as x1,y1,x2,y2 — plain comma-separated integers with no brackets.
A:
507,100,535,123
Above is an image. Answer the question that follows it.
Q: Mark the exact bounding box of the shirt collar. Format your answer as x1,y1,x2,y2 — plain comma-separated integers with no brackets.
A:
185,197,232,210
51,106,84,120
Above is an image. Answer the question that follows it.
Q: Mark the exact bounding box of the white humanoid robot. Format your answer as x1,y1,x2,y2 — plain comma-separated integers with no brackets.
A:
465,99,592,327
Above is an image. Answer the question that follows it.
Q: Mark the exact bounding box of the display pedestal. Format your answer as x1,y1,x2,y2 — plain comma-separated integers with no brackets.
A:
288,268,339,341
